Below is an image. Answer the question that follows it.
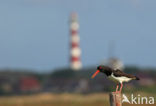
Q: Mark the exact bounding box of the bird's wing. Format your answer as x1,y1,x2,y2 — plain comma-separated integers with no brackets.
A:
113,69,136,79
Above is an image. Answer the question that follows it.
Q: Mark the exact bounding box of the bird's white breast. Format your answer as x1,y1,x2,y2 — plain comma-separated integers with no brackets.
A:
108,73,132,83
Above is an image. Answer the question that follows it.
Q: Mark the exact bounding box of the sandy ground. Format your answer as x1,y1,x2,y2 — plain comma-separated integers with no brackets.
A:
0,93,155,106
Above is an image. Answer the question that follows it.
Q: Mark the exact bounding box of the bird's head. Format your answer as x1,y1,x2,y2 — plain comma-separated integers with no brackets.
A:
91,65,112,78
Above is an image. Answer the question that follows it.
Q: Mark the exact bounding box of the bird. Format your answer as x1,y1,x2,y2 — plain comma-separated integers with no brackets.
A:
91,65,140,93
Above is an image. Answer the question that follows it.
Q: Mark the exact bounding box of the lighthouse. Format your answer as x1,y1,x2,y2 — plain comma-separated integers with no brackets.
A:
70,13,82,70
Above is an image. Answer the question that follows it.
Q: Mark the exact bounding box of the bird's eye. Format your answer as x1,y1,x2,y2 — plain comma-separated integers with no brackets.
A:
99,66,102,69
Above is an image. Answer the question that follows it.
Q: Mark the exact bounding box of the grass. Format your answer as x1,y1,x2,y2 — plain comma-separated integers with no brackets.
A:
0,92,155,106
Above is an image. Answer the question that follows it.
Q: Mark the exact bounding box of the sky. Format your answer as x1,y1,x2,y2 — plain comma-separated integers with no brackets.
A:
0,0,156,71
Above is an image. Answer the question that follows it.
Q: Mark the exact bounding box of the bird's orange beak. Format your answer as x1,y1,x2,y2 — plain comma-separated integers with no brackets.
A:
91,70,100,79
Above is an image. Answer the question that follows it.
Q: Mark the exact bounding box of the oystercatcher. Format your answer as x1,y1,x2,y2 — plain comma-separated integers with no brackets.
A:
91,65,140,93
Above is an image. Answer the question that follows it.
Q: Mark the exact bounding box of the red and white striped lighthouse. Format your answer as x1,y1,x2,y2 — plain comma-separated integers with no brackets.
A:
70,13,82,70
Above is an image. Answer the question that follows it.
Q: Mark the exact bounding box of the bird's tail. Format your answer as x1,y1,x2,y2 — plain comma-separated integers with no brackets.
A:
135,76,140,80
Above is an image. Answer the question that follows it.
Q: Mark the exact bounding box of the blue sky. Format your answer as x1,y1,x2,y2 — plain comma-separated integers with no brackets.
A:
0,0,156,71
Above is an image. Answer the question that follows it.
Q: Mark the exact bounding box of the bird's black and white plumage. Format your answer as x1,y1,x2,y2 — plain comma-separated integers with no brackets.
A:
91,65,140,93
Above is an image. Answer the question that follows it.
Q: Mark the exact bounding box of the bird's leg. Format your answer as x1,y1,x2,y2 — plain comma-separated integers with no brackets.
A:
112,84,119,93
119,83,123,93
115,84,119,93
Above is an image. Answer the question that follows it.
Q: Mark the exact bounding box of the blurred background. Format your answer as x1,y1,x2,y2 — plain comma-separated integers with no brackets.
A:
0,0,156,106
